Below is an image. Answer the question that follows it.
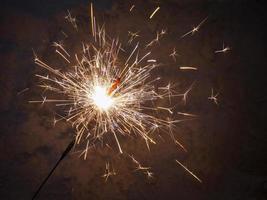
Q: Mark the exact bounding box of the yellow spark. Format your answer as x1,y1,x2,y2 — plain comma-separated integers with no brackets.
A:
177,112,198,117
175,160,202,183
129,5,135,12
90,3,95,37
102,162,116,182
17,88,29,96
65,10,77,30
174,139,188,152
215,43,230,53
144,170,154,179
208,88,219,105
170,47,179,61
149,6,160,19
180,66,198,70
180,17,208,38
128,31,139,44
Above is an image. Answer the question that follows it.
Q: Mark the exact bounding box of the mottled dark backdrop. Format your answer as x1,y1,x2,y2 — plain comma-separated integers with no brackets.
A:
1,0,267,199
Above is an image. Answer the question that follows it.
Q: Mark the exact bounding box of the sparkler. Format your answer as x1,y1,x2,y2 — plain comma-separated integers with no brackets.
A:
31,4,185,157
28,2,225,197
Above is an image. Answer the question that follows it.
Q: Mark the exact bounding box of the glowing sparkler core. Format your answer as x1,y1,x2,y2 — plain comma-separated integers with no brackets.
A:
91,85,114,110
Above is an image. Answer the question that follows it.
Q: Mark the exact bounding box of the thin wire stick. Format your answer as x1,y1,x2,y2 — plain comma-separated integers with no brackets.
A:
31,139,75,200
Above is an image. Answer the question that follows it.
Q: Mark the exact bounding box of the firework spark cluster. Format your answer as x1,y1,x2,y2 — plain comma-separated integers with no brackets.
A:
30,2,230,183
31,4,184,158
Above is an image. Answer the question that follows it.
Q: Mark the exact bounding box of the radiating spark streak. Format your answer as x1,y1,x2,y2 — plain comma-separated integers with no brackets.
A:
174,139,187,152
79,140,90,160
147,59,156,63
175,160,202,183
55,49,70,63
146,31,162,48
113,131,123,154
61,31,68,38
135,165,151,171
52,42,70,57
177,112,198,117
125,43,139,65
17,88,29,96
160,29,167,36
180,66,198,70
208,88,219,105
90,3,94,37
215,43,230,53
29,99,73,103
157,106,173,114
65,10,77,30
149,7,160,19
180,17,208,38
178,82,195,105
144,170,153,179
102,162,116,182
170,48,179,62
128,154,140,166
129,5,135,12
128,154,152,173
128,31,139,44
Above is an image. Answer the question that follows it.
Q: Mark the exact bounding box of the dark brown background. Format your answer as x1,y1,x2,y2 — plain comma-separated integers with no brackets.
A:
1,0,267,199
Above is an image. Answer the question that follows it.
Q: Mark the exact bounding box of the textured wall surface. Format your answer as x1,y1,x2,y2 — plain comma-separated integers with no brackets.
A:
0,0,267,199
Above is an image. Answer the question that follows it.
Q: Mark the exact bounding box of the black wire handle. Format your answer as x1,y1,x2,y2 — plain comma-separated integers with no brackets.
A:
31,139,75,200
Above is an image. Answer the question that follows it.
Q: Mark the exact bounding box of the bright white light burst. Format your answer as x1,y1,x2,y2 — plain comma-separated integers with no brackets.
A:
91,86,114,110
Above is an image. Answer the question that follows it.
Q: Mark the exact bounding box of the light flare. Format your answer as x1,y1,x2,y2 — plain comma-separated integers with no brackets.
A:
91,86,114,110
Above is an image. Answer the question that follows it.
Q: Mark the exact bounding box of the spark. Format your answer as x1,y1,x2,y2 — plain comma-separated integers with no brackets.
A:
170,48,179,62
128,154,151,173
175,159,202,183
52,42,70,57
177,112,198,117
147,59,157,63
180,17,208,38
61,31,68,38
180,66,198,71
177,82,195,105
157,106,173,114
146,31,162,48
215,43,230,53
160,29,167,36
144,170,154,179
208,88,219,105
128,154,140,166
65,10,77,30
17,88,29,96
53,116,58,126
102,162,116,182
128,31,140,44
129,5,135,12
174,139,187,152
149,6,160,19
